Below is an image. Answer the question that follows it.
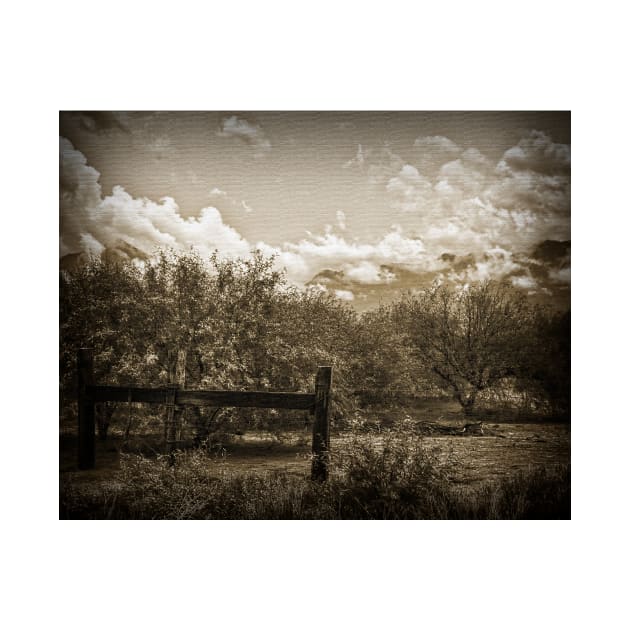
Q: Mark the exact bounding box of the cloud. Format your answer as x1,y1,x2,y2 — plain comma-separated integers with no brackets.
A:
410,135,462,175
334,289,354,301
60,137,430,292
500,130,570,175
364,131,571,263
60,132,570,308
413,135,460,152
343,144,404,186
217,115,271,155
63,111,130,135
208,186,255,217
445,247,524,285
487,170,570,216
548,267,571,284
336,210,347,230
60,137,251,260
256,226,427,286
343,144,365,168
386,164,433,212
511,275,538,289
344,261,396,285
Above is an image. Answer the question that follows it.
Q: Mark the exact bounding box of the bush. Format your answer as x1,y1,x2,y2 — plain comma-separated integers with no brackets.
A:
327,427,453,519
451,465,571,519
60,425,570,519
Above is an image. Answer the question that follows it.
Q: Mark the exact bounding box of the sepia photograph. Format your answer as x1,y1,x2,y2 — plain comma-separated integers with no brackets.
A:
59,110,570,520
5,0,624,626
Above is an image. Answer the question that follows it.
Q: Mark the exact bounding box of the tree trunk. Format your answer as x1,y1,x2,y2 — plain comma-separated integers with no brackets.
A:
97,402,115,440
192,407,221,447
462,392,477,416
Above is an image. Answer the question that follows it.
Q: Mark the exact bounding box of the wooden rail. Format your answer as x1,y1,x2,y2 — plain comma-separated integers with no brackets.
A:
77,349,332,481
87,385,316,410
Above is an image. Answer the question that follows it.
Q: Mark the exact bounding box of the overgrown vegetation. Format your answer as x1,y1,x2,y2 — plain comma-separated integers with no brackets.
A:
60,249,570,434
60,249,570,519
60,425,570,519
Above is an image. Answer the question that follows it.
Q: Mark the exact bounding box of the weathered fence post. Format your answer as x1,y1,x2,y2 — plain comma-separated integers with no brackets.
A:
166,349,187,463
77,348,95,470
165,383,180,464
311,366,332,482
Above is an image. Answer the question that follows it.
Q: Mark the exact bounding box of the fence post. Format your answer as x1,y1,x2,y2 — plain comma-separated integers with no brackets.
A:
311,366,332,482
78,348,95,470
165,383,180,464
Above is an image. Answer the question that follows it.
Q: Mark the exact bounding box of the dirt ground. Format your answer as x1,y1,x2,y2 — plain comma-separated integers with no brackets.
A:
60,402,570,490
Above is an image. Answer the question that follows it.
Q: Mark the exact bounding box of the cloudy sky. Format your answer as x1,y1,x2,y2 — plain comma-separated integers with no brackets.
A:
59,111,570,310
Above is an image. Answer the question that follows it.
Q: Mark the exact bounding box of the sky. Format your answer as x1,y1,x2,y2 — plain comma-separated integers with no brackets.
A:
59,111,570,310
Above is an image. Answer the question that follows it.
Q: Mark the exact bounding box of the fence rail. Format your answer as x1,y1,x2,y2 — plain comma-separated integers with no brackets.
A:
77,349,332,481
87,385,316,410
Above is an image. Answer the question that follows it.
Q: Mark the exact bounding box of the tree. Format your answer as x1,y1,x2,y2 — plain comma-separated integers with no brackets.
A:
60,248,384,438
349,306,421,406
390,281,536,416
60,257,147,437
524,309,570,418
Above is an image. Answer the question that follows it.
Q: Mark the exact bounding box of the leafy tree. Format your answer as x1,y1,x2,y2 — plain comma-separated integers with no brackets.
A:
390,282,536,415
524,309,570,418
60,248,365,439
60,258,148,436
349,306,420,406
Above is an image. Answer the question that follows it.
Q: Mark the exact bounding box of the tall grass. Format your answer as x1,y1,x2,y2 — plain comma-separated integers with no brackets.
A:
60,428,570,520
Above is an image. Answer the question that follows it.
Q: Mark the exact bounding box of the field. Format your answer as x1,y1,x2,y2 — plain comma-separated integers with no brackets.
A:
59,400,570,519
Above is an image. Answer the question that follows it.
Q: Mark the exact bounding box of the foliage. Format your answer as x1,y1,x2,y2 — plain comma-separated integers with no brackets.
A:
60,250,362,437
60,437,570,520
60,251,570,436
523,310,570,418
450,465,571,519
389,282,539,415
327,426,453,518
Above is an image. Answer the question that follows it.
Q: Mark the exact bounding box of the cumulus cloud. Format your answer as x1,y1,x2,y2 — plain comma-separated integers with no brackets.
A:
445,246,525,285
348,130,572,265
217,115,271,155
511,275,538,289
386,164,433,212
60,137,251,259
334,289,354,301
410,135,462,175
487,170,569,216
345,261,396,285
500,130,570,175
60,126,570,304
60,137,434,292
413,135,460,155
256,226,427,285
548,267,571,284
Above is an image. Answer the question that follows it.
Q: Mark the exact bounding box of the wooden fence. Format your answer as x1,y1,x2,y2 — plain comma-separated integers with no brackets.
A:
77,349,332,481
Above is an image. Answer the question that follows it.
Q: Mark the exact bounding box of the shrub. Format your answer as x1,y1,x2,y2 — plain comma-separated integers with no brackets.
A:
60,434,569,520
327,427,453,519
451,465,571,519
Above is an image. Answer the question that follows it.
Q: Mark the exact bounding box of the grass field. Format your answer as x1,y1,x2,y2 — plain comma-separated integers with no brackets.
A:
59,401,570,519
